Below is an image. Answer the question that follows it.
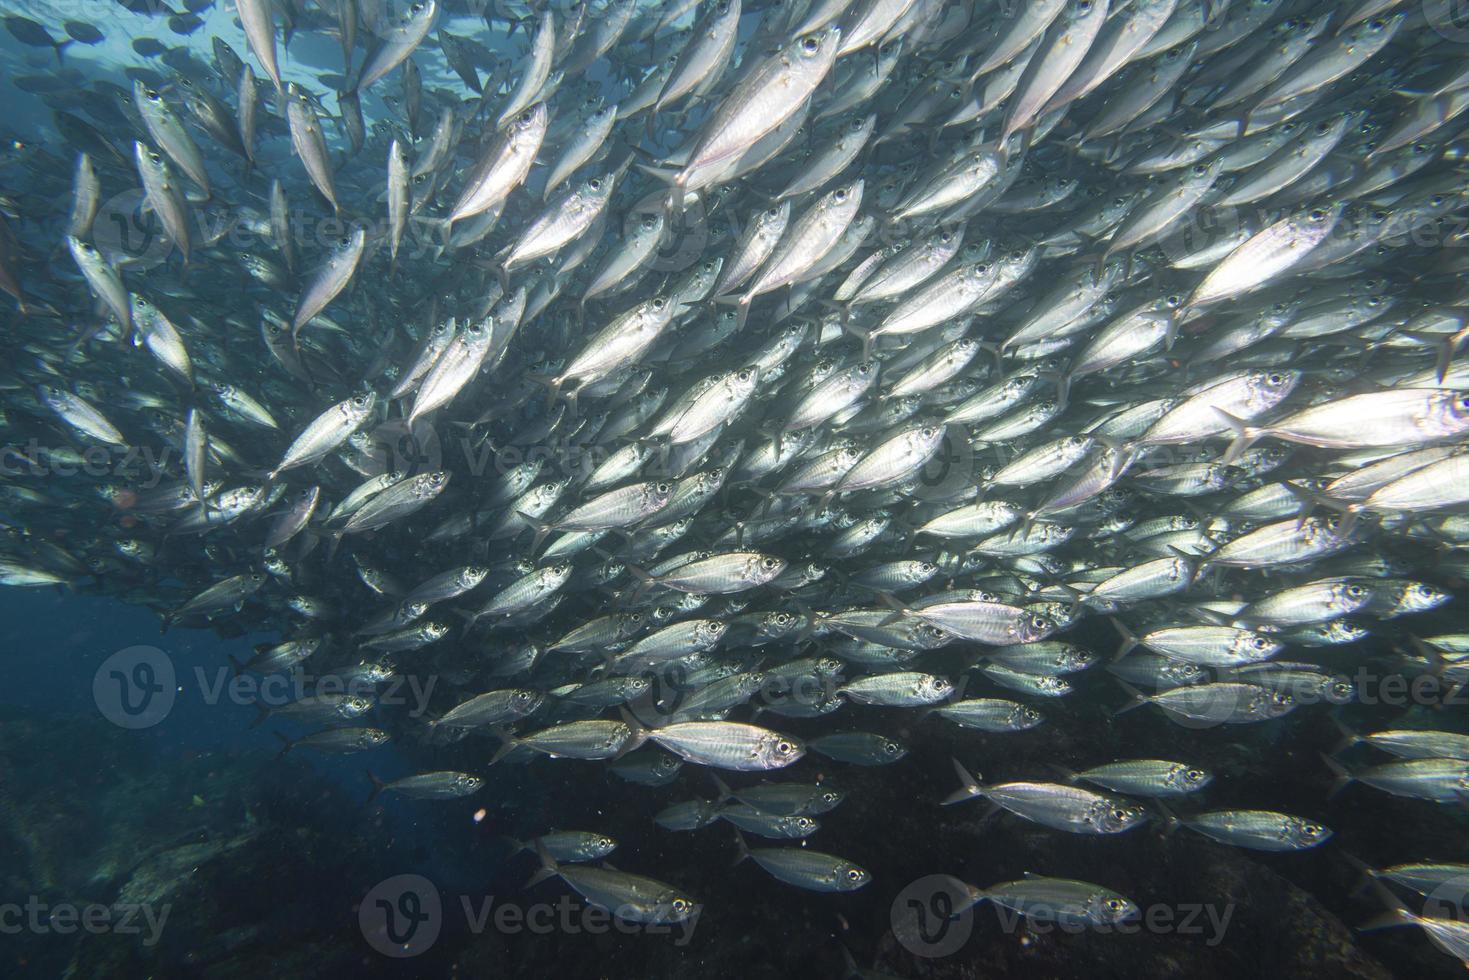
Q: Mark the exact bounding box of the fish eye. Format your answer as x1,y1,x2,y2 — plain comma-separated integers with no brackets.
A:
588,178,601,190
656,482,672,493
847,869,863,881
652,298,666,309
1347,584,1368,597
777,740,794,754
801,36,819,53
1191,163,1207,176
1309,208,1326,220
352,395,369,407
762,557,779,569
834,188,848,202
884,741,901,753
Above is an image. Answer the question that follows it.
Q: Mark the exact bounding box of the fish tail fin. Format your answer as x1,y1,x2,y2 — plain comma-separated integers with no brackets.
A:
1111,679,1152,716
248,701,270,729
711,773,733,803
711,292,752,333
873,590,912,626
489,726,524,765
323,528,345,564
525,371,563,410
1110,617,1140,662
514,511,553,555
792,599,819,644
365,769,385,805
1357,876,1419,932
1319,751,1355,800
840,318,874,361
525,838,561,888
1435,326,1469,384
942,757,983,806
1153,799,1181,836
731,827,751,867
1213,408,1263,464
1043,762,1078,783
816,297,852,324
272,731,295,760
1328,714,1362,755
1339,852,1379,898
626,564,656,603
54,39,71,65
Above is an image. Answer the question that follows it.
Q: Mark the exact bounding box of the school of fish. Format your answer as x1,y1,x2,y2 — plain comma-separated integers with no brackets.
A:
4,0,1469,965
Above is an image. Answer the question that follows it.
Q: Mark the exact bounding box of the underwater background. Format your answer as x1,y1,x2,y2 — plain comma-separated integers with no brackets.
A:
2,0,1469,978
